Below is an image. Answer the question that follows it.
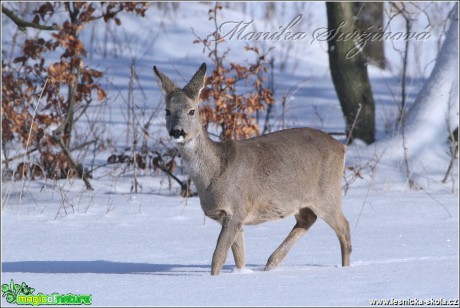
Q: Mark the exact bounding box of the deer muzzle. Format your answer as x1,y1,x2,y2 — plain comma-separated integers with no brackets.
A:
170,129,187,139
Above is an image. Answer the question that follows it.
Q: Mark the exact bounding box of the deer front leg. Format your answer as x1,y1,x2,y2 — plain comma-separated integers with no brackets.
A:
231,229,245,269
211,214,243,276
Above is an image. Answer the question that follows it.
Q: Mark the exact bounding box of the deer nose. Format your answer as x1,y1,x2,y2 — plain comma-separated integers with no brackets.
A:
170,129,186,139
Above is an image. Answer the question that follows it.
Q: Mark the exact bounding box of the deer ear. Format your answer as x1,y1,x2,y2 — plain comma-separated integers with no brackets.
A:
153,65,178,96
183,63,207,102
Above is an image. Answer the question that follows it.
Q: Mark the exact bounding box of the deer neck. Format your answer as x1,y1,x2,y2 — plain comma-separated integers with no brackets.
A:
176,126,221,191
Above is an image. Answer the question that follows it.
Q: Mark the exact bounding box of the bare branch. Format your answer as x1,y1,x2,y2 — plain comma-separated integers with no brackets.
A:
1,139,97,165
156,163,194,197
2,5,59,32
52,132,94,191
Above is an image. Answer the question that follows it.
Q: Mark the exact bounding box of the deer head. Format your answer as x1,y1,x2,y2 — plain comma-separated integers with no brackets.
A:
153,63,207,145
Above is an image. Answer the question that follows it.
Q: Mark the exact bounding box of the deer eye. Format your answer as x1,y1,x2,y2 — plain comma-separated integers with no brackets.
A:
188,109,196,116
165,109,171,116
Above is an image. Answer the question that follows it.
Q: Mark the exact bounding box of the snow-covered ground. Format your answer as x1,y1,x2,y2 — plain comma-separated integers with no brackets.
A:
2,2,458,306
2,180,458,306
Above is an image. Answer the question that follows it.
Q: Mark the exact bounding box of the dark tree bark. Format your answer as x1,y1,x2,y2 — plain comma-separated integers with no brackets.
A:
326,2,376,144
353,2,386,69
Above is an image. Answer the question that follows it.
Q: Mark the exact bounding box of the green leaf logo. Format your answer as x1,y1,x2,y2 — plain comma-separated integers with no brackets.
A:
1,279,37,304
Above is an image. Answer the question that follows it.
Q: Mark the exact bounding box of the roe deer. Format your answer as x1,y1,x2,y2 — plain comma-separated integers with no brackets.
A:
153,63,351,275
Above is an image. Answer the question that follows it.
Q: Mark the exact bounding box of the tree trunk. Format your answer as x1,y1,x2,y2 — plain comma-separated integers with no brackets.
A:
353,2,386,69
326,2,376,144
62,2,80,147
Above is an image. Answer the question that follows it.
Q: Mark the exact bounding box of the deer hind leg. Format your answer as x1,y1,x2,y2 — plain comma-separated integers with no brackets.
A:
231,229,245,269
321,209,352,266
265,208,317,271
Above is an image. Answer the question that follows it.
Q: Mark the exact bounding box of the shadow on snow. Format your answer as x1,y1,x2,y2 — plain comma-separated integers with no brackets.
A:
2,260,253,276
1,260,334,276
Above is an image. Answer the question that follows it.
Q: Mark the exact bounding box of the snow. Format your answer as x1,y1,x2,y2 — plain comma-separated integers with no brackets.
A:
2,183,458,306
1,2,459,306
347,8,459,190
